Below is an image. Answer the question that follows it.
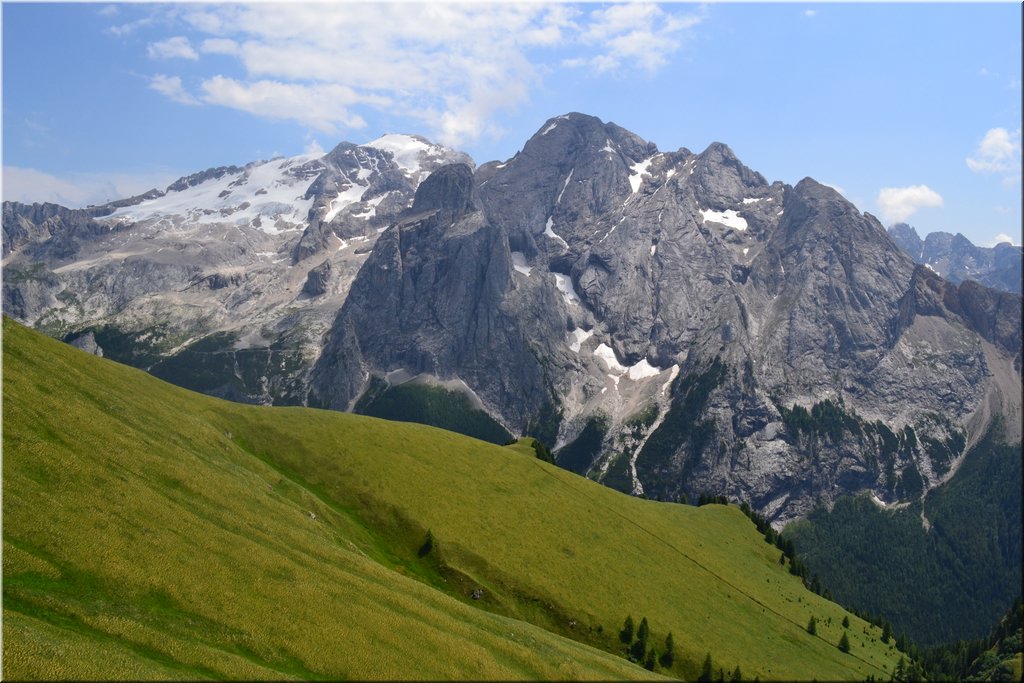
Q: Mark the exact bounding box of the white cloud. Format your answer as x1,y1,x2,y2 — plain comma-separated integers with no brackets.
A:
106,15,155,37
140,3,699,148
876,185,944,224
573,3,702,74
304,138,325,156
200,38,240,56
987,233,1020,247
148,36,199,61
149,75,200,105
3,166,177,208
200,76,381,133
804,10,818,18
966,127,1021,173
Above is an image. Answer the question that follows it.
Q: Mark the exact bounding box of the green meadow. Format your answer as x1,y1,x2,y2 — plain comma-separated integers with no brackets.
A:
2,317,906,680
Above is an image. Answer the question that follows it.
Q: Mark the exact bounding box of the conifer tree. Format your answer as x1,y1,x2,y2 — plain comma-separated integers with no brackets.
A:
698,653,713,683
620,615,634,644
418,530,434,557
630,637,646,662
882,620,892,643
842,615,850,628
807,616,817,635
838,632,851,653
637,617,650,644
730,665,743,682
629,616,650,661
893,657,906,681
659,632,675,668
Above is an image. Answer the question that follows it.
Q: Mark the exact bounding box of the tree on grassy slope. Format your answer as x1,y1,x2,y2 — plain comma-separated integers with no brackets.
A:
659,632,675,668
620,615,634,644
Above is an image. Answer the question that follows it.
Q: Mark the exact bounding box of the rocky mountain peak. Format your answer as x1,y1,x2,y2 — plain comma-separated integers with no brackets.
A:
519,113,653,166
888,223,923,257
690,142,769,208
410,162,478,218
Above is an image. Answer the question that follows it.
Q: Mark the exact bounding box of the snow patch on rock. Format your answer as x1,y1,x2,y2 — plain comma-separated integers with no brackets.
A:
511,251,532,276
700,208,748,231
553,272,580,306
568,327,593,353
628,156,655,195
545,217,569,248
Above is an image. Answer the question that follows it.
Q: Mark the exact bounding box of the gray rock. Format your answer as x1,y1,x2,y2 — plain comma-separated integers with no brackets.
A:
68,331,103,357
309,163,565,433
302,260,332,297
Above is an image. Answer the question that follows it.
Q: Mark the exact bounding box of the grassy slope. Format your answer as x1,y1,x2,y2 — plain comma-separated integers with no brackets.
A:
2,318,904,680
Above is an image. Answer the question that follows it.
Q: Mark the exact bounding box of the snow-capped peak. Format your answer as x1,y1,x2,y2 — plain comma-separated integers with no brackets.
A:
362,133,460,184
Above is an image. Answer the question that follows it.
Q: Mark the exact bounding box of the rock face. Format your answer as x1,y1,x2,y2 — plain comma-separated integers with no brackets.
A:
308,163,566,434
2,202,112,259
301,261,332,297
6,112,1021,525
889,223,1022,295
68,330,103,357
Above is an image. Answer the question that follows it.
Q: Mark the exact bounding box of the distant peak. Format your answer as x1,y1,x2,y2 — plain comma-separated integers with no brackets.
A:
363,133,433,152
701,141,737,158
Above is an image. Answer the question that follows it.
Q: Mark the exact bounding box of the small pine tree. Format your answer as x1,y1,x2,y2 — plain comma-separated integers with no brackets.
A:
730,665,743,682
842,615,850,629
637,617,650,644
418,530,434,557
893,656,906,682
698,653,713,683
659,632,675,668
643,650,656,671
838,632,851,653
882,620,892,643
620,615,634,644
629,637,646,662
807,616,817,635
906,658,924,682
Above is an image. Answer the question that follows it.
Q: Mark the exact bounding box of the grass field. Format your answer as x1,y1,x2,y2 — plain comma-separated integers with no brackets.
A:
2,317,908,680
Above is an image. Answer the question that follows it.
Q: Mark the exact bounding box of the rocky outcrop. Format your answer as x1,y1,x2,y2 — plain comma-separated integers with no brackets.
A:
68,330,103,357
309,163,565,432
166,165,245,193
2,202,112,259
302,260,332,297
895,264,1023,367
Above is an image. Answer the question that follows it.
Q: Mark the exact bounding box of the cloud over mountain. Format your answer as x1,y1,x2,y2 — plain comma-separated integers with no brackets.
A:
137,3,701,146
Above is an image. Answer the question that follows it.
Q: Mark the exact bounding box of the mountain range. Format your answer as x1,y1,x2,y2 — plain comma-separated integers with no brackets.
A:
887,223,1022,295
3,113,1021,531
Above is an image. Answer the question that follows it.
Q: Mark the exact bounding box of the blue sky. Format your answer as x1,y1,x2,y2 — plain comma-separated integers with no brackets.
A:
3,2,1021,247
